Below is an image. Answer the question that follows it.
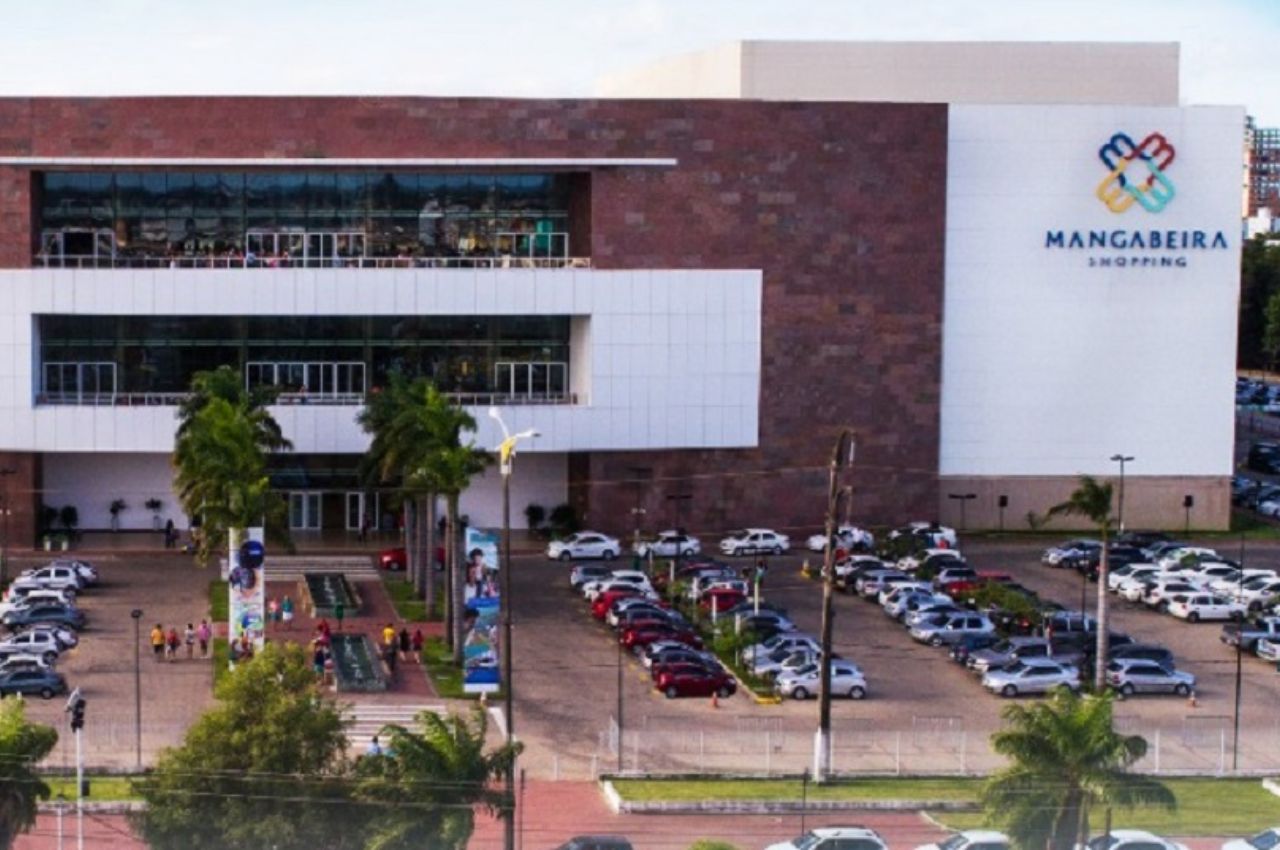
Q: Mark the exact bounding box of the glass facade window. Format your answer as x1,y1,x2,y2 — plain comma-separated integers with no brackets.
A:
36,171,575,266
36,315,573,404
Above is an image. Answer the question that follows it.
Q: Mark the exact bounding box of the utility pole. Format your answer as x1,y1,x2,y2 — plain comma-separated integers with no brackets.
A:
66,688,86,850
131,609,143,768
0,466,16,586
1110,454,1134,533
816,428,856,782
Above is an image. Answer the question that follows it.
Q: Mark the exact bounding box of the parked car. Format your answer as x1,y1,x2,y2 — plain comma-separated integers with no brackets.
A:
0,631,63,664
611,606,682,632
967,637,1083,674
856,569,911,599
890,522,958,548
43,559,98,586
949,633,1001,666
1258,637,1280,662
910,613,995,647
553,836,633,850
933,565,980,589
775,660,867,700
914,830,1010,850
741,632,819,666
1042,539,1102,566
621,622,702,651
1085,830,1189,850
1229,576,1280,612
1140,579,1201,611
806,525,874,553
591,588,652,620
698,588,748,616
734,611,797,641
898,549,965,576
569,564,613,590
719,528,791,556
1166,593,1245,622
766,826,889,850
633,530,701,559
1154,547,1220,570
904,603,965,629
688,577,750,601
0,589,76,619
752,646,822,677
16,565,84,592
1222,827,1280,850
1107,644,1175,670
2,604,86,631
1105,658,1195,696
655,664,735,699
835,555,885,588
1221,616,1280,652
19,624,78,651
547,532,622,562
1107,563,1156,592
582,571,654,601
883,589,946,619
639,642,710,670
0,667,68,699
650,655,721,681
0,651,54,675
982,659,1080,697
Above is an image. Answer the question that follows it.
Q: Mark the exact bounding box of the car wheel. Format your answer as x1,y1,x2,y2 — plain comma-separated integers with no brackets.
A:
716,685,732,699
1187,612,1200,623
39,688,54,700
772,545,783,556
1001,685,1017,698
929,635,943,647
603,550,616,561
1174,683,1191,696
681,548,694,558
792,686,809,700
1120,682,1135,697
734,547,744,557
558,551,572,562
664,686,678,699
1249,601,1262,614
42,653,56,665
849,686,866,700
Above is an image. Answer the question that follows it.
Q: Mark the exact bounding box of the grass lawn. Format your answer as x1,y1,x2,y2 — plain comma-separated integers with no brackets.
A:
208,581,228,622
381,577,444,622
928,778,1280,836
612,776,982,803
45,775,141,802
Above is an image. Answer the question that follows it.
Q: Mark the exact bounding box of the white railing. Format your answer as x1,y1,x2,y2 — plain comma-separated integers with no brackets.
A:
35,390,578,407
33,254,591,270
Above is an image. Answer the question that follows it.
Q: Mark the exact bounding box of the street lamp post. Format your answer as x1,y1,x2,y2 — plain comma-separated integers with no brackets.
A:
1110,454,1134,534
947,493,976,532
130,609,143,769
816,428,856,782
488,408,539,850
0,466,16,585
1233,533,1245,772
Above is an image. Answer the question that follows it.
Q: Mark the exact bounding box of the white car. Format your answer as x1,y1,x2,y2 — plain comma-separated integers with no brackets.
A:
719,528,790,556
915,830,1010,850
806,525,874,552
546,531,621,562
1105,659,1196,697
879,582,933,609
633,530,701,558
775,660,867,700
1258,637,1280,662
1166,593,1245,622
1085,830,1189,850
43,559,99,586
16,565,83,592
688,578,750,601
1108,563,1157,592
1154,547,1220,570
1141,579,1200,610
891,522,959,548
1232,576,1280,611
1205,568,1276,596
835,554,884,582
581,571,654,601
0,589,77,620
1260,500,1280,518
740,632,819,667
886,591,953,621
1042,539,1101,567
897,548,964,573
982,659,1080,697
854,568,908,597
1223,827,1280,850
0,630,64,664
1115,568,1162,598
767,827,889,850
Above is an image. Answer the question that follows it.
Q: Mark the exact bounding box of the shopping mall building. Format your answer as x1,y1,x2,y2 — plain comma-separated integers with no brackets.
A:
0,42,1245,544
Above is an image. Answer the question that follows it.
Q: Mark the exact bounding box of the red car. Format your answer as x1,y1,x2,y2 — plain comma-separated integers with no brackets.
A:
378,546,446,571
621,623,702,650
698,588,746,615
592,587,647,619
650,656,718,681
655,665,736,699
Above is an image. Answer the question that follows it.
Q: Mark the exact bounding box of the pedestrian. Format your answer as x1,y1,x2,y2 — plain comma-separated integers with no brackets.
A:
166,627,180,661
268,598,280,627
334,601,345,632
150,623,165,661
323,650,335,686
411,628,424,662
384,642,397,680
398,627,410,661
312,643,327,678
184,623,195,659
381,622,396,649
197,619,212,658
317,618,331,640
281,595,294,630
164,518,175,549
366,735,382,757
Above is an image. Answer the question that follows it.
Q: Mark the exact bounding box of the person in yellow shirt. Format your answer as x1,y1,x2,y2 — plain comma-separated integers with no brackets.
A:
381,623,396,648
150,624,165,661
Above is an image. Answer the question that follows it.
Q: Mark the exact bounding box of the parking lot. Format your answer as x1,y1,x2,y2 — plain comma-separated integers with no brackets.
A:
509,535,1280,779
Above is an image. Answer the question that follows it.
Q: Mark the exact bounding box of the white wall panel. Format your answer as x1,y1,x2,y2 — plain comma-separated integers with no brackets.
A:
942,104,1243,477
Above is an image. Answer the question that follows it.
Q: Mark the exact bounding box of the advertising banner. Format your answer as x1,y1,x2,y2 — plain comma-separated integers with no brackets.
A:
462,527,501,694
228,527,266,663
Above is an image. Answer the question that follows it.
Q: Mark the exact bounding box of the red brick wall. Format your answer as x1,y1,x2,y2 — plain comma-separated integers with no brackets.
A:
0,96,947,536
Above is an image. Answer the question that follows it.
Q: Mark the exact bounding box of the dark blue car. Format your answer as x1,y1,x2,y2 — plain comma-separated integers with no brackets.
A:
0,667,68,699
2,604,87,631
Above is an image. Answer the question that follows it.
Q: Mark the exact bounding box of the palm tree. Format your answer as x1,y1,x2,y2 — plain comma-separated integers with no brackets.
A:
982,689,1174,850
354,706,520,850
178,365,289,453
431,435,491,664
0,699,58,850
1047,476,1114,690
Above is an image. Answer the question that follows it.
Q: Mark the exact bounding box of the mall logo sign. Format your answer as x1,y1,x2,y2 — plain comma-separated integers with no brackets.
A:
1044,130,1228,267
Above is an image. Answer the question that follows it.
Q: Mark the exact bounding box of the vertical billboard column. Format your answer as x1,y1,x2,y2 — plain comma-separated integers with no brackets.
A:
462,526,501,694
227,527,266,666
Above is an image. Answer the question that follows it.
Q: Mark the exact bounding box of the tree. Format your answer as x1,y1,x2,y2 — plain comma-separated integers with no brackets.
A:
1263,288,1280,373
982,689,1174,850
173,367,292,564
353,706,520,850
433,439,492,663
131,643,362,850
1046,476,1113,690
0,699,57,850
1239,236,1280,369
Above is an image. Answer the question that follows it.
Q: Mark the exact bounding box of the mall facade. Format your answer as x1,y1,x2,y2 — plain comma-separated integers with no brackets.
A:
0,44,1245,543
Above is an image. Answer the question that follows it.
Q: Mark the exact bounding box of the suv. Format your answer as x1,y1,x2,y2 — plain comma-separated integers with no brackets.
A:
554,838,633,850
768,827,889,850
16,565,83,592
910,613,995,647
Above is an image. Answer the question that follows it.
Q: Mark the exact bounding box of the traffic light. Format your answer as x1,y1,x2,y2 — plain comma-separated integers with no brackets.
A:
69,697,86,732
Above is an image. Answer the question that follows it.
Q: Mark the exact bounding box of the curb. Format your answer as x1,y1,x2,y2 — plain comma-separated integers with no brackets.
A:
1264,777,1280,799
598,785,980,815
38,801,145,814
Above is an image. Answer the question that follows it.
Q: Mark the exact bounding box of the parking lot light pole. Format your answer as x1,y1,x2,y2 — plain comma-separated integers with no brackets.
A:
488,408,539,850
1110,454,1134,534
0,466,16,585
816,428,856,783
130,609,143,768
946,493,976,532
1233,533,1245,771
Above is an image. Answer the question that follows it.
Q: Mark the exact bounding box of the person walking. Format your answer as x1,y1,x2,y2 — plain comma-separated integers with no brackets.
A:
150,623,165,661
334,601,345,633
166,627,180,661
312,643,327,679
411,628,424,662
184,623,196,659
268,598,280,629
164,518,176,549
281,595,294,630
197,619,212,658
398,627,410,661
381,622,396,650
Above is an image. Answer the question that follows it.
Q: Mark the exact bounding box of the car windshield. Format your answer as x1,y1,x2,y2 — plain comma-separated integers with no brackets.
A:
938,836,971,850
989,640,1012,654
1087,837,1118,850
792,834,824,850
1002,660,1027,673
1250,831,1280,850
793,663,818,676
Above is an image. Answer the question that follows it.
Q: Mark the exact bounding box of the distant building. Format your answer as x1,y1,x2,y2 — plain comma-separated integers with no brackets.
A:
1249,117,1280,215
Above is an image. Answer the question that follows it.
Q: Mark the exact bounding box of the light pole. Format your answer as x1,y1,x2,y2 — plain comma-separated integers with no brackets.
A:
1233,533,1245,771
816,428,856,782
947,493,976,532
131,609,143,768
488,408,538,850
1110,454,1134,534
0,466,16,585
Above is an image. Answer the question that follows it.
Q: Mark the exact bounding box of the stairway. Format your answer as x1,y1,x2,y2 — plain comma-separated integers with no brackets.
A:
344,702,447,750
263,556,378,582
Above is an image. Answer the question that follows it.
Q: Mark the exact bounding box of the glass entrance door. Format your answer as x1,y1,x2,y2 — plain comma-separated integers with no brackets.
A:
345,492,364,531
288,492,321,531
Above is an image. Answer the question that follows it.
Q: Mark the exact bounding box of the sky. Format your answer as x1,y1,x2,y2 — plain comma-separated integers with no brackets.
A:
0,0,1276,123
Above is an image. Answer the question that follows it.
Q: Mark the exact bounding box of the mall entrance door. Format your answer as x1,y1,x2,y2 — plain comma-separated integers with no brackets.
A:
288,492,321,531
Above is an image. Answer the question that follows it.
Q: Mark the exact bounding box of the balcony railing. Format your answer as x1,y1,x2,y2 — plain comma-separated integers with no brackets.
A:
35,391,578,407
33,254,592,270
